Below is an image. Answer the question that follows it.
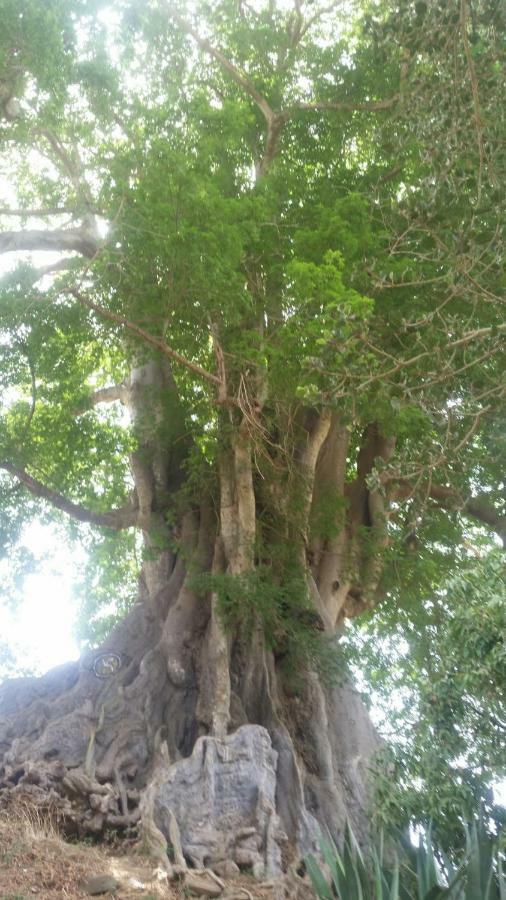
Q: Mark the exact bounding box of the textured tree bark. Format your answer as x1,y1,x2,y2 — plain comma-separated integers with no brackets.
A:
0,224,99,257
0,359,382,879
0,592,379,869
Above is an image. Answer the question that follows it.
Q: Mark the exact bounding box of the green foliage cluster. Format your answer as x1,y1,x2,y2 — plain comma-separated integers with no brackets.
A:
344,550,506,848
191,565,345,685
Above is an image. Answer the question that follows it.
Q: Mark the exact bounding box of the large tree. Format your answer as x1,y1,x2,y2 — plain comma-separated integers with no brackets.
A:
0,0,504,877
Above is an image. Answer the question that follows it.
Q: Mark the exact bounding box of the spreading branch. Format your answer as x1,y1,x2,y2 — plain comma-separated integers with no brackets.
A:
0,206,78,217
89,384,128,407
34,258,82,280
393,478,506,546
302,3,342,35
346,322,506,397
429,483,506,547
283,95,399,116
0,128,101,262
68,288,223,390
0,462,138,530
170,6,399,176
169,9,275,124
0,225,98,258
169,8,283,175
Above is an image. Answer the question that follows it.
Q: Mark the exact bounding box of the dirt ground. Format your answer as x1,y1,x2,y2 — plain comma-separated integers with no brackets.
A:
0,803,313,899
0,806,174,899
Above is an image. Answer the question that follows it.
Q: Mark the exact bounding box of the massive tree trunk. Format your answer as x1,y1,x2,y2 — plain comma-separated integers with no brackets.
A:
0,356,381,880
0,1,504,889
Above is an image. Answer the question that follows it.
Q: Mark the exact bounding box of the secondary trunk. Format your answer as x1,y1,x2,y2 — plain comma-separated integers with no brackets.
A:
0,360,383,880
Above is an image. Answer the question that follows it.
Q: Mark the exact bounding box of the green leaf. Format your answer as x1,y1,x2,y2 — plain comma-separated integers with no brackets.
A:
306,853,334,900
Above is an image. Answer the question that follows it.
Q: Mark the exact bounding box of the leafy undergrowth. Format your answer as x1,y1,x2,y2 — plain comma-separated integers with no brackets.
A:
0,801,288,899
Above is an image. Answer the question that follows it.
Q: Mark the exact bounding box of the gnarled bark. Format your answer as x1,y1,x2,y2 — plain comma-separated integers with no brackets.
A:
0,363,382,879
1,354,500,877
0,569,379,872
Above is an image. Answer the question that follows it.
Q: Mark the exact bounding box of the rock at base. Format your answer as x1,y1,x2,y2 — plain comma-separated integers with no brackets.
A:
185,872,223,896
83,873,119,895
212,859,240,878
154,725,285,876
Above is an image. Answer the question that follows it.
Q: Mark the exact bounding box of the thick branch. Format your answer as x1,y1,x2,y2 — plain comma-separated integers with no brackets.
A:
257,114,286,177
0,226,98,258
68,288,223,390
90,384,128,407
74,384,128,418
393,479,506,546
233,428,256,572
337,424,396,620
301,408,332,473
0,462,138,530
312,415,350,623
0,206,78,217
34,258,81,280
298,409,332,558
429,484,506,546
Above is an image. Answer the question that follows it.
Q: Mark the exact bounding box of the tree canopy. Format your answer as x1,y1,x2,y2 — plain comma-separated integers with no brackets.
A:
0,0,504,853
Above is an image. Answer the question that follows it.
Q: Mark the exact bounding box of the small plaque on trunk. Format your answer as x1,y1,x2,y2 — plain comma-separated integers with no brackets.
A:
93,652,121,678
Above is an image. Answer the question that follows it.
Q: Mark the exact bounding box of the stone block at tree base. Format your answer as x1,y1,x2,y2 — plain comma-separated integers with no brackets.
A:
154,725,286,876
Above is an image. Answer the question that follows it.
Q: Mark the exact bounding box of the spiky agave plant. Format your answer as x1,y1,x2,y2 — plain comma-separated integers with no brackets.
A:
305,818,505,899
